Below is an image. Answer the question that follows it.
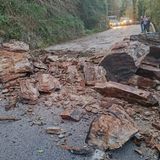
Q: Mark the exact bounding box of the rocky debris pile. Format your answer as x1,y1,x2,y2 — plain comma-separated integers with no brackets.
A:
0,37,160,157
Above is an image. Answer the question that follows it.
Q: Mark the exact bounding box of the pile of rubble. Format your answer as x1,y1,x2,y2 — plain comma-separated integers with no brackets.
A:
0,37,160,157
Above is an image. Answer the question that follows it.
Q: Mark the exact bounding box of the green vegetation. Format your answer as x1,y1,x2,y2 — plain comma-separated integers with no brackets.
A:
0,0,108,48
120,0,160,31
137,0,160,31
80,0,108,30
0,0,159,48
0,0,85,47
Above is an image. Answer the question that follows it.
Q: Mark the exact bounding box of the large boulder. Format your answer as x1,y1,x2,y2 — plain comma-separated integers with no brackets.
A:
86,105,138,150
99,41,149,82
0,50,33,82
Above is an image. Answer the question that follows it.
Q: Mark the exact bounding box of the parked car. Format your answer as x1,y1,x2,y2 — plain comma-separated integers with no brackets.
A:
120,17,133,26
109,19,120,27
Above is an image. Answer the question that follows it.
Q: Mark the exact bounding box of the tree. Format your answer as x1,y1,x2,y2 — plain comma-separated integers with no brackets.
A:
132,0,137,20
137,0,160,31
79,0,108,29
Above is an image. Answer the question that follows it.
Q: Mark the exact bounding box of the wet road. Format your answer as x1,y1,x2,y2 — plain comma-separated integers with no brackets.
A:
0,101,158,160
46,25,141,54
0,25,159,160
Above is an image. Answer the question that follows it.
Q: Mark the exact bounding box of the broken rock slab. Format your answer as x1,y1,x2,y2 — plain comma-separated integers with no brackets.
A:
20,79,40,104
0,50,33,82
67,65,85,87
2,40,29,52
46,127,63,135
86,105,138,150
94,81,158,106
128,75,157,89
47,55,59,62
136,64,160,81
83,62,107,86
33,60,48,70
37,74,61,93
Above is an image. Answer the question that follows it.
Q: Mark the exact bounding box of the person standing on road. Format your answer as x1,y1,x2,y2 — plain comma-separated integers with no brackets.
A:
140,16,144,33
146,17,151,32
143,16,148,33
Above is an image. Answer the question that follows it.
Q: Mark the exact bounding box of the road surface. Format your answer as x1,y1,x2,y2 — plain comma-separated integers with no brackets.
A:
0,25,159,160
46,25,141,54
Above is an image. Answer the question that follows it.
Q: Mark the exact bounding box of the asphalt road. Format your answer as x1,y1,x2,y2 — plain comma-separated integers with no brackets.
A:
0,25,159,160
45,25,141,54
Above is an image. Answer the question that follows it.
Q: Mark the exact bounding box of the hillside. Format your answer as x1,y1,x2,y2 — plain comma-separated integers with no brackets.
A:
0,0,108,48
0,0,84,48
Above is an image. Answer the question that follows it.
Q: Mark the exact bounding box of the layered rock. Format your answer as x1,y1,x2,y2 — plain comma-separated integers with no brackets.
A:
19,79,40,104
0,50,33,83
37,73,61,93
94,81,158,106
83,62,107,86
2,40,29,52
86,105,138,150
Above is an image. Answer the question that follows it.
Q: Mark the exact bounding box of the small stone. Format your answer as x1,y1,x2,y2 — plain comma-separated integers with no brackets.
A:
27,108,33,112
155,144,160,152
46,127,62,135
91,149,106,160
58,134,65,139
144,111,152,116
2,89,9,94
156,85,160,91
60,109,83,122
134,133,143,140
134,149,143,155
44,100,53,107
152,122,160,130
37,149,44,154
47,55,59,62
85,106,92,112
91,108,98,114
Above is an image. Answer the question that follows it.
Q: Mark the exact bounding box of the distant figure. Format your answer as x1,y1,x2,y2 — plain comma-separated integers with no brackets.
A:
140,16,144,33
146,17,151,32
143,16,148,33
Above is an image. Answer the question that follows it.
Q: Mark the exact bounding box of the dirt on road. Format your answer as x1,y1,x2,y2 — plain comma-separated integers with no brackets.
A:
45,25,140,54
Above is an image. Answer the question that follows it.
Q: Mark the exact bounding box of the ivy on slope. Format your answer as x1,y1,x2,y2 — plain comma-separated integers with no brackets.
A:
0,0,108,48
0,0,84,48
